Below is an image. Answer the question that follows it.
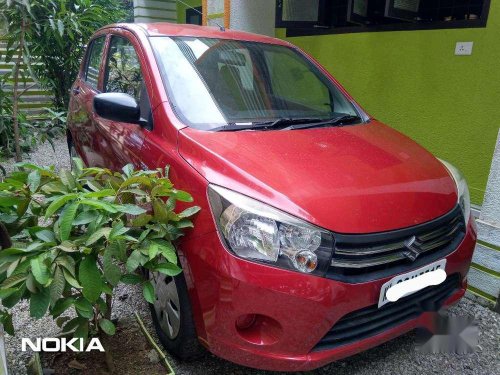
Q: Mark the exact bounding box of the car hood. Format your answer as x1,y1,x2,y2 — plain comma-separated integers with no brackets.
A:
178,121,458,234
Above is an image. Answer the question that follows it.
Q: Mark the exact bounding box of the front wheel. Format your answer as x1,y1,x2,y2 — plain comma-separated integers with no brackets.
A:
149,271,205,361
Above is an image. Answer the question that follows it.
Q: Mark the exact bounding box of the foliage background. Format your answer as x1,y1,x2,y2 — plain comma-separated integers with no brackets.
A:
0,0,133,159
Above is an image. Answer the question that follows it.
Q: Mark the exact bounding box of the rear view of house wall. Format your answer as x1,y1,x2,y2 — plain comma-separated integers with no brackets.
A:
0,38,52,119
134,0,178,23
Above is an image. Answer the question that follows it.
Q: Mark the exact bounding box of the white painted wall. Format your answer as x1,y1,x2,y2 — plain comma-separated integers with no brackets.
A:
472,129,500,306
230,0,276,37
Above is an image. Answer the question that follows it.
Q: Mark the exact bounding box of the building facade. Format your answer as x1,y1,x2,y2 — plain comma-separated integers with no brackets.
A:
133,0,499,309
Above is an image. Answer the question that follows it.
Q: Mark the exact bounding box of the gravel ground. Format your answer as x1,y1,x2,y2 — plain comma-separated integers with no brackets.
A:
2,137,500,375
1,137,70,177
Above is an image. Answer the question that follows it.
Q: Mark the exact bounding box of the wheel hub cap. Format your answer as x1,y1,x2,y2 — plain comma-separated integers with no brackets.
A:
151,273,181,339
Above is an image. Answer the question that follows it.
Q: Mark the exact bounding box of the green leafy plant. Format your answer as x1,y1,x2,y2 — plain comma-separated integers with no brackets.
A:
0,160,200,370
0,0,129,160
1,0,129,112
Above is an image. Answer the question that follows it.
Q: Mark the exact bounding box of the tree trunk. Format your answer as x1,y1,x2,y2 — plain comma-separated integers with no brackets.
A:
102,332,115,373
12,16,26,162
0,222,12,250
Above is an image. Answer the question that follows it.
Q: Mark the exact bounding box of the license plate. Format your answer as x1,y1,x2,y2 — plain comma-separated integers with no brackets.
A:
378,259,447,308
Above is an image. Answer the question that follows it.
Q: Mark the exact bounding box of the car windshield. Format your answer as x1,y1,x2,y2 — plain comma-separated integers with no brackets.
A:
150,36,362,131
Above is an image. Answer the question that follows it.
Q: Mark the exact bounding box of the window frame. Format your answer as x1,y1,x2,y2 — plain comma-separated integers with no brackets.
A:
82,36,106,90
282,0,491,37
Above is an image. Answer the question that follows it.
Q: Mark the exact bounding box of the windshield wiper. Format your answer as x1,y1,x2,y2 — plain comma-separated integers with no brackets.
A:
282,115,362,131
212,115,362,132
212,118,323,132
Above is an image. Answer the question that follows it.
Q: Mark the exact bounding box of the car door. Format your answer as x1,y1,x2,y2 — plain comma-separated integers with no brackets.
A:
97,33,153,171
67,35,108,167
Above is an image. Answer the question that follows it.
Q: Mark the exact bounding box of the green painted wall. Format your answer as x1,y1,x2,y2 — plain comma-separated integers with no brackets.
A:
177,0,202,24
278,4,500,204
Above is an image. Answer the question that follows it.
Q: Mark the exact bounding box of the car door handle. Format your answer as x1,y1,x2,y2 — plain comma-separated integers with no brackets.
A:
72,87,81,95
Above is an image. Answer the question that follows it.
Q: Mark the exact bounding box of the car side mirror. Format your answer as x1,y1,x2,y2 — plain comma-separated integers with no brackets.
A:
93,93,140,124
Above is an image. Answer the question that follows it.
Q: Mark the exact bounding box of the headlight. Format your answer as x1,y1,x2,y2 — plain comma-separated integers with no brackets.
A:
439,159,471,224
208,185,333,276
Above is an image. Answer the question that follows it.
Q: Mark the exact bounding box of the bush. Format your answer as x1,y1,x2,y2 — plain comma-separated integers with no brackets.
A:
0,160,200,355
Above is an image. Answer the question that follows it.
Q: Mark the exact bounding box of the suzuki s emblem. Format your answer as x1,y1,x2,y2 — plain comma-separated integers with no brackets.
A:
403,235,421,261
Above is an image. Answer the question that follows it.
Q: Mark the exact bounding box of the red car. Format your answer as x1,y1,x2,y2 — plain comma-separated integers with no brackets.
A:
68,23,476,371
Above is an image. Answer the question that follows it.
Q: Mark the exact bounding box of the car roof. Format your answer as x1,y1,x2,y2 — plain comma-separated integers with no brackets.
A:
100,23,291,47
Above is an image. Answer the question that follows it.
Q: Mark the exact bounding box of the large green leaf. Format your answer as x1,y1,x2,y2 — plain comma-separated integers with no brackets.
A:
27,170,41,193
119,176,151,190
0,195,22,207
79,255,102,302
35,229,56,243
99,318,116,336
83,189,115,198
109,223,129,240
79,199,118,213
0,288,18,300
57,19,65,37
55,255,76,276
103,251,121,286
59,169,76,190
115,204,147,216
131,213,153,227
30,287,51,318
154,240,177,264
120,273,143,285
30,254,50,285
73,210,99,225
1,273,27,288
45,193,78,217
26,273,38,293
154,263,182,277
49,267,65,306
122,164,134,178
74,297,94,319
126,250,143,273
148,242,159,260
51,297,75,318
0,248,31,262
62,317,83,333
59,201,80,241
172,190,193,202
178,206,201,219
86,227,112,246
152,198,169,223
63,269,82,288
142,281,155,304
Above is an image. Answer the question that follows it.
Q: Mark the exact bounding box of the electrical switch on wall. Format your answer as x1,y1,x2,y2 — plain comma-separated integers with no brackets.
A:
455,42,474,56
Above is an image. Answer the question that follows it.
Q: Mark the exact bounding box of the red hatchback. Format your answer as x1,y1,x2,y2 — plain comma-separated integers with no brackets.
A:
68,23,476,371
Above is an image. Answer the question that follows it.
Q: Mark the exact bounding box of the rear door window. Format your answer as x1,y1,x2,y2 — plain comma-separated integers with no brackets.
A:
84,37,106,89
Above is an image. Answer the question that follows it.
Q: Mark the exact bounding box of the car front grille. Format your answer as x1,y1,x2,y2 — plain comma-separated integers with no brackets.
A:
313,273,460,351
327,205,465,283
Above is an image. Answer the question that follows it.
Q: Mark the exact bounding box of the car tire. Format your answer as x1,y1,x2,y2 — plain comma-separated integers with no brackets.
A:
149,270,205,361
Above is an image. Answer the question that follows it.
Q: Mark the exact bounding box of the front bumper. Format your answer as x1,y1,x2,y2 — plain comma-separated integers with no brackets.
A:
179,218,476,372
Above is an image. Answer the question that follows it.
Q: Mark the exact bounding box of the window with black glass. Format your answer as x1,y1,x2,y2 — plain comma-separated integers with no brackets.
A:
186,6,203,25
84,37,106,89
276,0,490,36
